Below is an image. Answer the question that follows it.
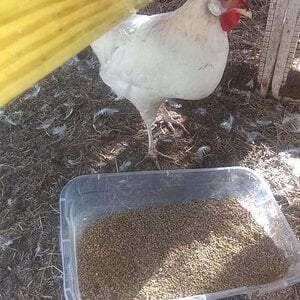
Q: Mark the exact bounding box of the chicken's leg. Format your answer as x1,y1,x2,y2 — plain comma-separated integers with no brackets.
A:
136,122,172,169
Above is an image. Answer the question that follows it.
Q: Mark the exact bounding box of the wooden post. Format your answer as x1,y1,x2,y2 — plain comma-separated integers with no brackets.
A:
258,0,300,99
259,0,289,97
283,9,300,84
271,0,300,98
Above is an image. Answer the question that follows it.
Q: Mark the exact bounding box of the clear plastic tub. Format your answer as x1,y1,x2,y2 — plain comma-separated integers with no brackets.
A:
60,167,300,300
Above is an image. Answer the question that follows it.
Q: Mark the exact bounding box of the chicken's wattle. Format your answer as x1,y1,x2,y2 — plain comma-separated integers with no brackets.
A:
220,9,241,32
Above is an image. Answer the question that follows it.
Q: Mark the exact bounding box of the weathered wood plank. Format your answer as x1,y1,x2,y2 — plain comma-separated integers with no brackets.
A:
258,0,276,85
271,0,300,98
259,0,288,97
283,9,300,83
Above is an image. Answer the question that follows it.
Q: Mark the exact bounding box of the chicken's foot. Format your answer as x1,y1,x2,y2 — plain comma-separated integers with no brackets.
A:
157,102,190,134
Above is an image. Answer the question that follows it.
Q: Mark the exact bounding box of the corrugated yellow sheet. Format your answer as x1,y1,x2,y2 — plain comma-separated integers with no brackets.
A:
0,0,150,106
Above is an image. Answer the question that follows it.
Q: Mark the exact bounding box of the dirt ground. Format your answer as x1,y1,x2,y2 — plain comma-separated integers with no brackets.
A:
0,0,299,299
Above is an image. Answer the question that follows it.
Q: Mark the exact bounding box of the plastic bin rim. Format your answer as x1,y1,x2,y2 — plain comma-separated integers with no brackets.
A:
60,166,264,199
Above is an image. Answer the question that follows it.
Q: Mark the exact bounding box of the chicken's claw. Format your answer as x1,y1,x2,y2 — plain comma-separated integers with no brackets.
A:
158,103,190,135
135,145,173,169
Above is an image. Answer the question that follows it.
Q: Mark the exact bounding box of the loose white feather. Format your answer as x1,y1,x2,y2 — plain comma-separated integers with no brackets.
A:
52,125,67,137
37,118,54,130
65,55,80,66
244,130,262,144
167,100,182,109
54,90,65,98
94,107,119,119
24,84,41,100
119,160,132,172
282,114,300,133
256,119,272,126
220,114,234,133
196,146,211,160
196,107,207,116
0,110,23,126
0,236,13,251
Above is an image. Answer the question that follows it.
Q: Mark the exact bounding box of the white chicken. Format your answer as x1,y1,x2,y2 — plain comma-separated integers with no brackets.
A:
91,0,252,168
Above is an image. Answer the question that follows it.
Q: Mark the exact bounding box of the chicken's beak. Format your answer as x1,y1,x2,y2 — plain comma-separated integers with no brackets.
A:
234,7,252,19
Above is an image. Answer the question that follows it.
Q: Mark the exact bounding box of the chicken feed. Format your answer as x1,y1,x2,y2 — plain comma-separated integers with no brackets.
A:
78,198,288,300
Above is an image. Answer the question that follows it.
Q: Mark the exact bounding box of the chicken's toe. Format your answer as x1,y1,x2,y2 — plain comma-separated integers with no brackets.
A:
136,146,173,169
157,103,189,134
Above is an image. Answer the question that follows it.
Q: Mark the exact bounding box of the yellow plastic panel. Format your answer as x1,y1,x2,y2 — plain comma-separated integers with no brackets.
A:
0,0,150,106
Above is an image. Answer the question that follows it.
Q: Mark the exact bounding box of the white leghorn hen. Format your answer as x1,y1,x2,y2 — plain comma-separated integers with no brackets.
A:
91,0,252,168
